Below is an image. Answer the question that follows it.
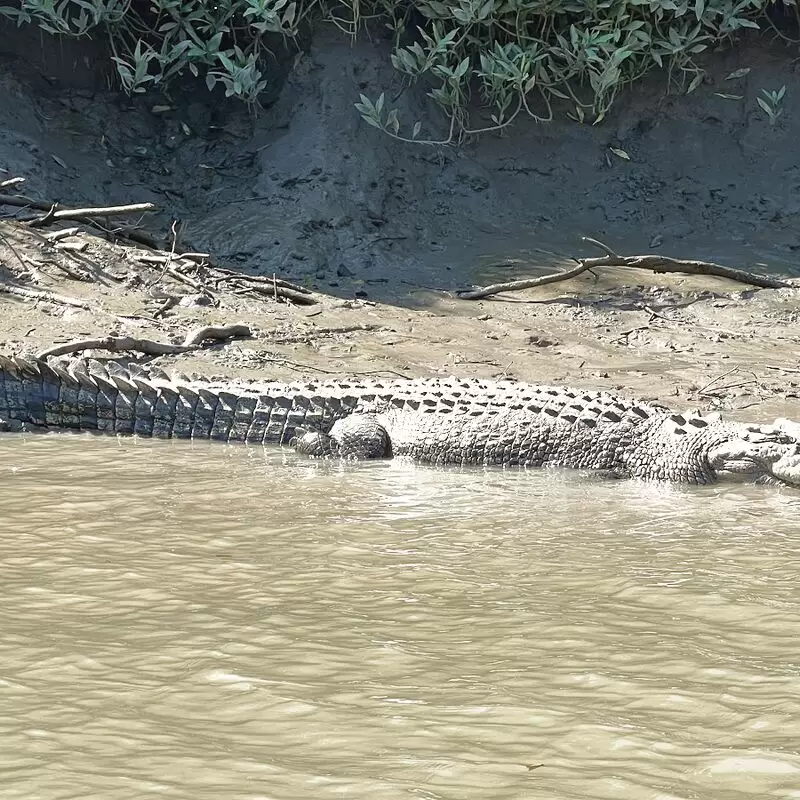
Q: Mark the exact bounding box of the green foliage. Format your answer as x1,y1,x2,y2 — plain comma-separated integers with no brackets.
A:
757,84,787,125
0,0,305,103
355,0,781,143
0,0,794,138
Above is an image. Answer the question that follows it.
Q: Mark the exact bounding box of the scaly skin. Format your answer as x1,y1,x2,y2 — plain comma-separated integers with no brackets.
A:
0,354,798,487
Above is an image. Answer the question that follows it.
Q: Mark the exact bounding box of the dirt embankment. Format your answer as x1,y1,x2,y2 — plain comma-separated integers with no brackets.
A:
1,22,799,422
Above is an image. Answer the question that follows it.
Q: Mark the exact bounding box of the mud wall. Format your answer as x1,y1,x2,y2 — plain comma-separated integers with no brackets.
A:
1,21,799,303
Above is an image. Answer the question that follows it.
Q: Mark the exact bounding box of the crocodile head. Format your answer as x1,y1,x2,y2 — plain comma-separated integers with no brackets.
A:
707,419,800,487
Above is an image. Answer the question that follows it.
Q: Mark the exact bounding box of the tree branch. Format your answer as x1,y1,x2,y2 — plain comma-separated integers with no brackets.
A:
36,323,252,359
459,237,791,300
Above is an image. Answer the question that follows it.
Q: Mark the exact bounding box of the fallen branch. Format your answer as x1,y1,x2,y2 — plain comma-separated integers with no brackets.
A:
0,193,43,210
0,177,25,189
459,237,791,300
209,266,312,294
164,265,208,294
27,202,158,227
0,283,91,309
44,227,82,242
36,323,252,360
232,283,317,306
458,261,595,300
765,364,800,374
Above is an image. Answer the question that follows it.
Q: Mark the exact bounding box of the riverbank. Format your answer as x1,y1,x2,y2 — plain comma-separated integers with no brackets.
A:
1,22,800,423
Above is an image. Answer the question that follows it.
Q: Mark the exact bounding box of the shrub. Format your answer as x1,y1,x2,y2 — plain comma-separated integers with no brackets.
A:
1,0,795,142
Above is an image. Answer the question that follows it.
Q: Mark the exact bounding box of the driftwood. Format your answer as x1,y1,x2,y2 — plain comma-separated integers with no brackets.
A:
459,237,792,300
36,323,252,360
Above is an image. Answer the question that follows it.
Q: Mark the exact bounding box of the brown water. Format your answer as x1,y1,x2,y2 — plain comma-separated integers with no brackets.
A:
1,433,799,800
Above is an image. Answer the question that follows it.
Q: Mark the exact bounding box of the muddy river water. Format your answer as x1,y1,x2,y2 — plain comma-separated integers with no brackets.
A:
1,433,799,800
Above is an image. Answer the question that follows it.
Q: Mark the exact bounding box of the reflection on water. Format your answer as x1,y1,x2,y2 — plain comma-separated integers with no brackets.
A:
1,433,799,800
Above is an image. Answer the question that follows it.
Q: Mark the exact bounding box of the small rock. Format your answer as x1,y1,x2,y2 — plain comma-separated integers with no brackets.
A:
528,334,559,347
178,293,212,307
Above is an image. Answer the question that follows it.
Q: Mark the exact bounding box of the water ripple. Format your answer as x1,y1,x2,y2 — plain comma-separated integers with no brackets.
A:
1,433,799,799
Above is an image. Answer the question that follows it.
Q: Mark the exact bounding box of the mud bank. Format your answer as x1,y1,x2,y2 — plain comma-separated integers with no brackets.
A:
1,22,799,423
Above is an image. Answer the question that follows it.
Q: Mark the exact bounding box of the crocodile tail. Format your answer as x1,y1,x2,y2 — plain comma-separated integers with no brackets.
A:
0,355,311,444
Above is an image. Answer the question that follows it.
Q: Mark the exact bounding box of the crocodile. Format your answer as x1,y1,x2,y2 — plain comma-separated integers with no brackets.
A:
1,353,799,487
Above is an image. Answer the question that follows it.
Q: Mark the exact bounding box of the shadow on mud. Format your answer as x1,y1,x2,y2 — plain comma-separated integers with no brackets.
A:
2,20,800,310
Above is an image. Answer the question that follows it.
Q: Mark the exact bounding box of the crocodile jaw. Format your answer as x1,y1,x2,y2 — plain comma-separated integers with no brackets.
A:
707,421,800,487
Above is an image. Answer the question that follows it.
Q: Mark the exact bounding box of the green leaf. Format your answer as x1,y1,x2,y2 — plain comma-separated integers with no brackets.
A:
477,0,494,20
686,72,703,94
455,56,471,79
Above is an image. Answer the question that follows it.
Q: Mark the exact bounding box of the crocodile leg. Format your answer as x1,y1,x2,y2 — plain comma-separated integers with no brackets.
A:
294,414,391,459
